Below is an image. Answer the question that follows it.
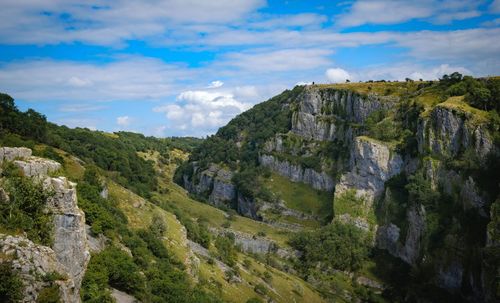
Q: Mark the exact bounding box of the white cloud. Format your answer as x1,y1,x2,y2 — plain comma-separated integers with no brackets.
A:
117,116,131,127
350,63,471,81
335,0,481,28
153,88,254,135
0,57,192,102
295,81,313,86
207,80,224,88
325,68,351,83
0,0,265,46
59,104,106,113
222,49,333,72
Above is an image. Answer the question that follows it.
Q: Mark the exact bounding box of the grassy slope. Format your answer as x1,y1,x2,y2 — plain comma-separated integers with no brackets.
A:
107,156,326,303
56,145,325,302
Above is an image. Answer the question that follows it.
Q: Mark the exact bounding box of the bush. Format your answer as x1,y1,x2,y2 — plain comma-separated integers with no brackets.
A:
37,285,60,303
215,234,237,267
254,283,268,295
0,175,54,246
0,262,23,303
289,222,370,272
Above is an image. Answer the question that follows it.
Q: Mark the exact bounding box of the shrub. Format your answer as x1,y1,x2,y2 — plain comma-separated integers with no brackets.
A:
254,283,268,295
289,222,370,272
0,262,23,303
0,175,54,246
37,285,60,303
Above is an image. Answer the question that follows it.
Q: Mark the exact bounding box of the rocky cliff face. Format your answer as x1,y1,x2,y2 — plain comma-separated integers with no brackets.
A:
335,136,403,204
417,105,493,159
259,154,334,191
184,163,236,207
179,84,499,301
291,87,397,141
0,147,89,302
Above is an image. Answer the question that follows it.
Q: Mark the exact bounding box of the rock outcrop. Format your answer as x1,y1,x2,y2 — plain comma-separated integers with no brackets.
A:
14,157,61,178
44,176,90,294
0,147,89,302
184,163,236,207
259,154,334,191
0,146,32,161
376,204,426,265
417,105,493,159
335,136,403,203
291,87,397,141
0,235,78,303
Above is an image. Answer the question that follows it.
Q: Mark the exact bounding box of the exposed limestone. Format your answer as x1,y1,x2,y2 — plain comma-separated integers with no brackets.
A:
0,234,76,303
0,147,89,302
111,288,139,303
237,193,260,220
209,167,236,207
85,225,107,253
291,87,397,141
417,106,493,159
259,154,334,191
335,136,403,203
14,157,61,178
376,204,426,266
0,146,32,162
184,163,236,207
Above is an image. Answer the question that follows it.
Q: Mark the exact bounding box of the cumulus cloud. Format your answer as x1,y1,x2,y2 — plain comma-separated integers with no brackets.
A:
325,68,351,83
207,80,224,88
153,88,254,135
117,116,131,127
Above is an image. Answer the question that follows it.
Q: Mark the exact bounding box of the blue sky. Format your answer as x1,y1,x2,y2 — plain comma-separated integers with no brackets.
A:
1,0,499,137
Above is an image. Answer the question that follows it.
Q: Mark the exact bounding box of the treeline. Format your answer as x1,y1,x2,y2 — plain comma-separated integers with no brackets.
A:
0,93,200,197
439,73,500,111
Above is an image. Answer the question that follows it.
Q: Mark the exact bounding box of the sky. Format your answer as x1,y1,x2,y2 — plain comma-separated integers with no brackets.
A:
0,0,499,137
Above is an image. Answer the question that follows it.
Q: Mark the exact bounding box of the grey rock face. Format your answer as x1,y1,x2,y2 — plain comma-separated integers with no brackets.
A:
417,106,493,159
185,163,236,207
291,87,396,141
209,168,236,207
0,147,32,161
85,225,107,253
44,176,90,294
259,154,334,191
0,234,77,303
14,157,61,178
376,204,426,266
237,193,260,220
0,147,89,303
335,136,403,203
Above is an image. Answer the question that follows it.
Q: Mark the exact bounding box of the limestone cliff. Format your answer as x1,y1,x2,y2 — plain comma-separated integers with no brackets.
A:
0,147,90,302
178,82,500,301
335,136,403,204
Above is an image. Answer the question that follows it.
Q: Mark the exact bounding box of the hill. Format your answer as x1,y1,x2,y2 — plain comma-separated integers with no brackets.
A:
0,72,499,302
177,74,500,302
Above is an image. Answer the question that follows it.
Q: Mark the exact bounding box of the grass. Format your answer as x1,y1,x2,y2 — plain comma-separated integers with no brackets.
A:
316,81,424,98
108,160,326,303
265,173,333,221
333,189,376,227
107,180,195,277
140,150,294,247
438,96,490,124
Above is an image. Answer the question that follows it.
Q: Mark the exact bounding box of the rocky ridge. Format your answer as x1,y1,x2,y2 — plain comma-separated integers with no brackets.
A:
0,147,90,302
